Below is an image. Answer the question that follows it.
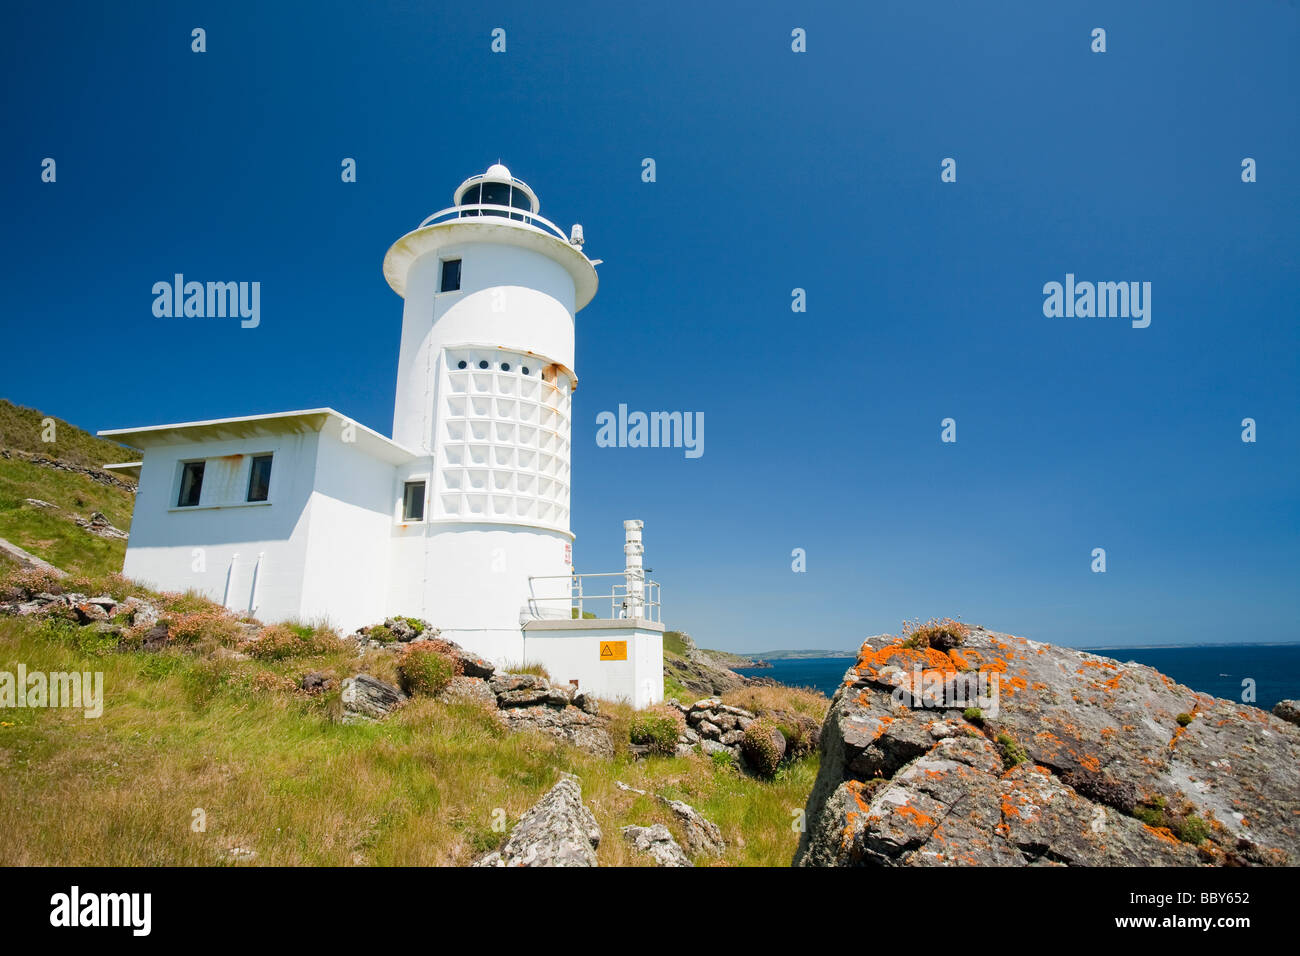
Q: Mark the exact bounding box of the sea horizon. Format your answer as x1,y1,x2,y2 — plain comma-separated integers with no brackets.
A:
735,642,1300,712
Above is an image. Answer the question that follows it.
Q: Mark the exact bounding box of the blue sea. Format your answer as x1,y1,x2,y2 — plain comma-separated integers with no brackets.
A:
734,644,1300,712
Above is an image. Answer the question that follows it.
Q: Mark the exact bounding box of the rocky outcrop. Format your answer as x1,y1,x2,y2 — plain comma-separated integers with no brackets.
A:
0,537,66,578
21,499,128,540
669,697,755,762
0,448,137,491
341,674,407,721
1274,700,1300,728
474,775,601,867
622,824,691,866
796,626,1300,867
491,673,614,758
333,623,616,756
0,585,165,625
664,631,749,696
662,796,726,856
615,781,726,857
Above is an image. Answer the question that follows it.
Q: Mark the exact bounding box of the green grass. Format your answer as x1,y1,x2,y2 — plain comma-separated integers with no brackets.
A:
0,398,137,469
0,457,133,577
0,403,825,867
662,630,690,659
0,614,818,866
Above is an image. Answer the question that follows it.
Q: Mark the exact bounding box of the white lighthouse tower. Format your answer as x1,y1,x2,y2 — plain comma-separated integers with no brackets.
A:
101,162,664,706
382,164,597,660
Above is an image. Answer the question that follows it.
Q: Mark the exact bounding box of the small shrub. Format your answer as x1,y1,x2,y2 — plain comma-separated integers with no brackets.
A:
398,641,459,696
1133,795,1207,846
963,707,985,726
901,617,970,651
158,589,225,616
1,567,64,601
742,718,785,777
628,706,684,756
710,748,736,770
1176,712,1194,727
1133,795,1169,827
367,624,395,644
395,615,426,635
244,623,339,660
166,609,243,646
1175,815,1209,845
996,732,1028,768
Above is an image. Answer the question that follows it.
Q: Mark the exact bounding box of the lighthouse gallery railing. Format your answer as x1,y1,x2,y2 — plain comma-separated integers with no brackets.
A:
527,572,662,624
418,203,575,245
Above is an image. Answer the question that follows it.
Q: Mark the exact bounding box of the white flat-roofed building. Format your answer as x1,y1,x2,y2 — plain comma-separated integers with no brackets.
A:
101,164,664,707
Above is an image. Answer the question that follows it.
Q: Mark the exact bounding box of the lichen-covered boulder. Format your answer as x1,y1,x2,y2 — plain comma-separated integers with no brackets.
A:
1274,700,1300,728
622,824,691,867
474,775,601,867
796,626,1300,867
340,674,407,722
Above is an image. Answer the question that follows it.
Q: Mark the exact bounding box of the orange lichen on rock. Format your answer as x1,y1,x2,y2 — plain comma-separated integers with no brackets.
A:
858,642,960,676
894,804,937,828
846,780,873,813
1143,824,1181,846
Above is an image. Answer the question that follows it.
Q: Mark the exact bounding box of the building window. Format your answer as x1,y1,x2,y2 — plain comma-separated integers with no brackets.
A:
402,480,426,522
440,258,461,292
246,454,273,502
177,461,205,507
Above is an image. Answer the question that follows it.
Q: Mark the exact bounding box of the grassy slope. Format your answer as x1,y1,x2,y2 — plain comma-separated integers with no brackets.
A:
0,612,817,866
0,457,133,577
0,405,826,866
0,398,138,468
0,397,138,579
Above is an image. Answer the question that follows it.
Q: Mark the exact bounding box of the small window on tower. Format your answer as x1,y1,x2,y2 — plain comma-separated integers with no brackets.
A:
402,480,426,522
177,461,205,508
246,454,273,502
440,259,461,292
457,360,467,369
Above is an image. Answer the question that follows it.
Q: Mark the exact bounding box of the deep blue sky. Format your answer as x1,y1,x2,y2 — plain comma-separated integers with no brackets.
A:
3,2,1297,651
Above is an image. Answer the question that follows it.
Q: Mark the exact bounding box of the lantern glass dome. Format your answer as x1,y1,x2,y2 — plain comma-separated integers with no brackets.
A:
453,163,539,221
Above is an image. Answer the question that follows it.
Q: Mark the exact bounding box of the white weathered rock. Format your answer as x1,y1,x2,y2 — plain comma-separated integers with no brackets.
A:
622,824,691,867
474,775,601,867
341,674,407,721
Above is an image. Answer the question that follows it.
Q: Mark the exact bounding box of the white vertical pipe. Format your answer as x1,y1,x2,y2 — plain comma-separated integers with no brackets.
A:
223,554,239,609
249,552,264,616
624,519,644,620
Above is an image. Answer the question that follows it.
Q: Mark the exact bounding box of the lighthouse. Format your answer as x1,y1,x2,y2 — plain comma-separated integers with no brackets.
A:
100,162,664,706
381,163,597,659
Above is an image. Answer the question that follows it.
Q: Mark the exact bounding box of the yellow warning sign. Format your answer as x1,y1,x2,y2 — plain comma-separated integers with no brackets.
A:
600,641,628,661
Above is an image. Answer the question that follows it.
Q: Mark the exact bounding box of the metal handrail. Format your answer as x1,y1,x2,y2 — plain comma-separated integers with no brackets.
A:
528,572,662,624
418,203,574,244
